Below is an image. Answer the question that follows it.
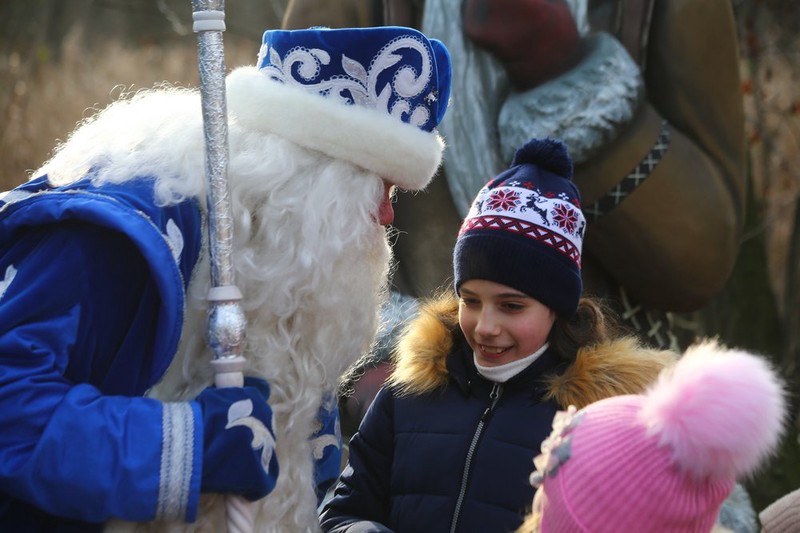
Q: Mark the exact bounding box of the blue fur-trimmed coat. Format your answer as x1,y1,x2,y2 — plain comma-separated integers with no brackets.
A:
0,174,204,531
320,296,675,532
0,168,346,532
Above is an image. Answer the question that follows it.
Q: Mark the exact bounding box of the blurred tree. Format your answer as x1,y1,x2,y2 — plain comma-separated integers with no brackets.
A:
0,0,286,189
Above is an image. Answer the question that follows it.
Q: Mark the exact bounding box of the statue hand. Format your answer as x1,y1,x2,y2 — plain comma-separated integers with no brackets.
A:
462,0,583,90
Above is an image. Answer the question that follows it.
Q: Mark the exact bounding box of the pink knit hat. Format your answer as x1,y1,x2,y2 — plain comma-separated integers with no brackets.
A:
529,340,787,533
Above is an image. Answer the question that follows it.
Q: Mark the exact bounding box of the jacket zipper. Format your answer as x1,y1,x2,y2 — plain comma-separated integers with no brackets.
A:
449,382,503,533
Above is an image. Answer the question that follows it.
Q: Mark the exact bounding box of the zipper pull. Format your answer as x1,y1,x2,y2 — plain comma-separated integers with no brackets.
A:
481,383,502,421
489,382,500,400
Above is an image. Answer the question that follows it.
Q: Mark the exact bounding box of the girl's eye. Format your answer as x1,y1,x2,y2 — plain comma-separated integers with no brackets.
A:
502,302,525,312
459,297,480,306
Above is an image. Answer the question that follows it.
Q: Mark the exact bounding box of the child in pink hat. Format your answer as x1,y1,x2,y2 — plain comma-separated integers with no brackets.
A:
523,340,787,533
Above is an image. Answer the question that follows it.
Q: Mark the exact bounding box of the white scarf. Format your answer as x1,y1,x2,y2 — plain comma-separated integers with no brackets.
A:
474,342,550,383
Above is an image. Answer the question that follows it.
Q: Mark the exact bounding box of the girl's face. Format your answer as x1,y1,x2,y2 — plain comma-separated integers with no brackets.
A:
458,279,556,367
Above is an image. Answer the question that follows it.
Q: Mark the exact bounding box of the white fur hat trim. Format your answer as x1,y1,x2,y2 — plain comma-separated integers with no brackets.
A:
226,66,444,191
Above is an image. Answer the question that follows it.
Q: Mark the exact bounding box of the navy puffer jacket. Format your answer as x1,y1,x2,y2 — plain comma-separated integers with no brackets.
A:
320,295,675,532
321,338,564,532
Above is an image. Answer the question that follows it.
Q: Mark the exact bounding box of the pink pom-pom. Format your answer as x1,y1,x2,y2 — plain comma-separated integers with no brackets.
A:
639,340,786,480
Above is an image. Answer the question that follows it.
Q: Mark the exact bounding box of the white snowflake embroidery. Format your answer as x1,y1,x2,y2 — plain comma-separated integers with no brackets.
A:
164,219,184,263
226,399,276,472
259,35,434,128
311,432,341,461
310,417,341,461
311,392,342,459
0,264,17,300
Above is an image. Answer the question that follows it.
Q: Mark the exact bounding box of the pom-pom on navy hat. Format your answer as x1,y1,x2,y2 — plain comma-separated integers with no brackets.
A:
453,138,585,317
225,26,452,191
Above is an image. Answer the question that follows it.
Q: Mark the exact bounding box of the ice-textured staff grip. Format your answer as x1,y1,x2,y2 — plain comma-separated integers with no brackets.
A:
208,294,247,389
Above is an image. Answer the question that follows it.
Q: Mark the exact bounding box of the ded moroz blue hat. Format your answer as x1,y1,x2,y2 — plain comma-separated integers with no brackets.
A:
225,26,452,191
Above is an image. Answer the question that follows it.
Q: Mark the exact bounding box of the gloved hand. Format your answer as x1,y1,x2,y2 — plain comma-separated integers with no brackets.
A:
195,377,279,501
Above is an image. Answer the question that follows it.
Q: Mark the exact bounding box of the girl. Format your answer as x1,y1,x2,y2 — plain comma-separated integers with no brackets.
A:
319,139,675,532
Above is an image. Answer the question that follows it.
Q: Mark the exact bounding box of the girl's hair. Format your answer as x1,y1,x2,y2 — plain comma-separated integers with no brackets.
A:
547,296,627,363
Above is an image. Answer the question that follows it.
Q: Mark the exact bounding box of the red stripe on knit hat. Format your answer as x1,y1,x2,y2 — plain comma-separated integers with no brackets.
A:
460,215,581,266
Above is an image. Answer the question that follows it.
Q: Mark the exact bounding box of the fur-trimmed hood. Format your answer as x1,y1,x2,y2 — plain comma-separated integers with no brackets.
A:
388,294,676,407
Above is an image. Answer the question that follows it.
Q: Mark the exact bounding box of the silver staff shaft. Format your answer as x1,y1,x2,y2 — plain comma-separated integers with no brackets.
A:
192,0,247,381
192,1,253,531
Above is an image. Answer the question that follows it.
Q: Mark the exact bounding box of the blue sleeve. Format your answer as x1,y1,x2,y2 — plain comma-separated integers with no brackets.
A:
319,386,395,533
0,223,203,523
312,392,344,506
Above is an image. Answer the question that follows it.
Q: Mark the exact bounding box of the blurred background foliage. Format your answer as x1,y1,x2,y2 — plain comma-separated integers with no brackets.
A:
0,0,797,516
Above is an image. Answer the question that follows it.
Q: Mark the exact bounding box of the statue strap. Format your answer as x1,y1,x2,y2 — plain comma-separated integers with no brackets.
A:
583,119,670,222
616,0,657,70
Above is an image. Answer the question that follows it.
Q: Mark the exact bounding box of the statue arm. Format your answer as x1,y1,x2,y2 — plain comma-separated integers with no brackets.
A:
573,0,746,311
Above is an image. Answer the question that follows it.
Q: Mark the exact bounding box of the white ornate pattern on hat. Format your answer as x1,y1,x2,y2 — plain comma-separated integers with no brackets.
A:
257,34,439,131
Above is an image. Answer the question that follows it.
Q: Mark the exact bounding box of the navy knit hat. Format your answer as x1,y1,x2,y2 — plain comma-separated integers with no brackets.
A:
453,138,585,317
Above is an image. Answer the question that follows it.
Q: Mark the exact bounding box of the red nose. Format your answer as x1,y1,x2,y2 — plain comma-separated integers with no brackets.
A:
378,180,394,226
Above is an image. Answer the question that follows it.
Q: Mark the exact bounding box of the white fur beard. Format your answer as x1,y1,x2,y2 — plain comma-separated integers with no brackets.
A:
106,132,392,532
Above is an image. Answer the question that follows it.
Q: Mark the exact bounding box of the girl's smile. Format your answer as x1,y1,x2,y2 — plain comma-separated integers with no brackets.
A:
458,279,556,367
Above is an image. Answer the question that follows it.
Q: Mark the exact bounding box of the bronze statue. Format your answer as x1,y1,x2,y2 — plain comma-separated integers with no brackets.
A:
282,1,747,441
281,8,759,527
